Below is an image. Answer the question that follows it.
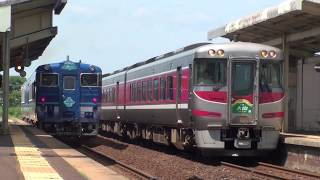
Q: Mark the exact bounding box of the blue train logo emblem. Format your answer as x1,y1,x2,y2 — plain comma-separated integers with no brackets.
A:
62,61,77,71
64,97,75,107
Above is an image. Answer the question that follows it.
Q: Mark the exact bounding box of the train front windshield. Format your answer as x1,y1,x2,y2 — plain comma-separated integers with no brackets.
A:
260,62,283,92
194,59,283,93
81,74,101,86
194,59,226,89
232,62,254,96
41,74,58,87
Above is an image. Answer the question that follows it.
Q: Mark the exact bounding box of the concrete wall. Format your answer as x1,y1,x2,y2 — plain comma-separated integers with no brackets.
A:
296,56,320,132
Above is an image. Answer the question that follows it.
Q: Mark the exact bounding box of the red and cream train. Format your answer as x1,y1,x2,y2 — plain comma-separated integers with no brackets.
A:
100,42,284,156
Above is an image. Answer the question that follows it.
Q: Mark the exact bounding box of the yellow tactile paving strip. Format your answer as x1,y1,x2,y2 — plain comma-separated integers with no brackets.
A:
9,121,63,180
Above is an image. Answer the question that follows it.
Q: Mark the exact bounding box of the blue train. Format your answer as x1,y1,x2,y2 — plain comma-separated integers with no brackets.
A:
21,59,102,137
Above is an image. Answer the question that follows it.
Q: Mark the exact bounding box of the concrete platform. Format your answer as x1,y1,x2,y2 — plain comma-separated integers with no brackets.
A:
281,132,320,148
279,132,320,174
4,118,128,180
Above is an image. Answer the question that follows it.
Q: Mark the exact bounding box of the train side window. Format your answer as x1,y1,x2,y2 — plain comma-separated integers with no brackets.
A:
112,87,116,103
109,88,112,103
160,77,166,100
153,78,159,101
167,76,174,100
106,89,109,102
63,76,75,90
103,89,108,102
129,84,132,102
148,80,153,101
137,82,142,102
133,83,137,102
142,81,147,101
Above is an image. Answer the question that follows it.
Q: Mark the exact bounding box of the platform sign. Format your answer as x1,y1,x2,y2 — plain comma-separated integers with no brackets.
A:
0,5,11,32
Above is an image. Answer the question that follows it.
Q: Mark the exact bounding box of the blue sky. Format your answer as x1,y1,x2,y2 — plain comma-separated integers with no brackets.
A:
15,0,284,76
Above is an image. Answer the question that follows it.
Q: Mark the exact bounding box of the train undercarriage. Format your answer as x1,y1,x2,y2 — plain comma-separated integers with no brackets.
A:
99,120,278,156
100,120,195,150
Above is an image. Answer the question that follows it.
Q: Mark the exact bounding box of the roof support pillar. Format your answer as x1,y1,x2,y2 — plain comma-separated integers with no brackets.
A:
2,30,10,134
282,34,289,132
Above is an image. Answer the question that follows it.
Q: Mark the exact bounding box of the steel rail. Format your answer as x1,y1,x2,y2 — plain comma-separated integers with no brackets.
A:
258,162,320,179
221,161,291,180
81,144,157,180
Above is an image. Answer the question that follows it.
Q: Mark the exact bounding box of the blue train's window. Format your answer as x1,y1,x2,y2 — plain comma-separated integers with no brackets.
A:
64,76,75,90
81,74,99,86
41,74,58,87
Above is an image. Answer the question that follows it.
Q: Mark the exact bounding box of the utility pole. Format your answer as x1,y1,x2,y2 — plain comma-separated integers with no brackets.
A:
0,5,11,134
2,30,10,134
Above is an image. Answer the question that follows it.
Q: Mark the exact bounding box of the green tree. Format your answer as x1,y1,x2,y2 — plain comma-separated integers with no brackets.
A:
9,76,26,106
10,76,26,92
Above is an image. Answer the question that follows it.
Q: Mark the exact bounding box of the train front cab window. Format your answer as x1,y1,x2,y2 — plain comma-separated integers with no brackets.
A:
40,73,58,87
81,73,100,87
194,59,226,89
260,62,283,93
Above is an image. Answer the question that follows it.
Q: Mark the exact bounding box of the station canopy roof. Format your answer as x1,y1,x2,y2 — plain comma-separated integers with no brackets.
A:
207,0,320,57
0,0,66,70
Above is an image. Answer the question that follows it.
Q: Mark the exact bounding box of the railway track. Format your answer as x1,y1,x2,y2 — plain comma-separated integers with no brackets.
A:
80,144,158,180
221,161,320,180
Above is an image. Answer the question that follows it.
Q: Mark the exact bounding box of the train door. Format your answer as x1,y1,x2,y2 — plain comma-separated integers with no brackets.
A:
115,81,120,119
176,67,182,123
61,75,80,120
228,59,259,126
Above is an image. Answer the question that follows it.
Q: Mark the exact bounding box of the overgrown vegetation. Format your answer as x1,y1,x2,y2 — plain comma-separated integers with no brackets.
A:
0,76,26,118
9,76,26,107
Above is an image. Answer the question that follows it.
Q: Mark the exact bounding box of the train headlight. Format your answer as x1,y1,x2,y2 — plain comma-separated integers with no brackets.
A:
269,50,277,58
260,50,268,58
217,49,225,57
92,97,97,103
40,96,46,103
208,49,216,56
